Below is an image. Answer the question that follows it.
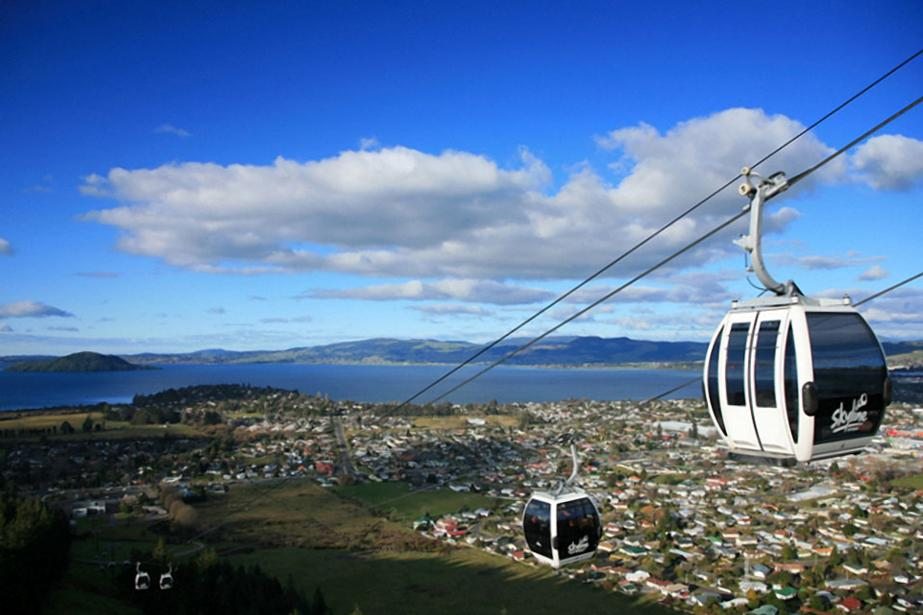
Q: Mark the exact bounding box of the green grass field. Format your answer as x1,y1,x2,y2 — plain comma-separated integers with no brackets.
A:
892,473,923,490
230,547,673,615
0,410,205,440
0,410,106,431
47,478,676,614
335,481,504,522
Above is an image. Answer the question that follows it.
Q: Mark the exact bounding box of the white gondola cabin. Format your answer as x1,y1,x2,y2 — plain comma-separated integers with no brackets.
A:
521,444,602,568
704,295,890,463
703,169,891,463
135,562,150,591
522,490,602,568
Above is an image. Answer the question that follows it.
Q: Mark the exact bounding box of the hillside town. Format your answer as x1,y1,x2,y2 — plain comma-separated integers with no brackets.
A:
2,386,923,614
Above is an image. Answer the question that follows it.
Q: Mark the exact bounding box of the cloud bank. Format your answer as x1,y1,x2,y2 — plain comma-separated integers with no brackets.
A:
0,301,74,319
84,108,848,282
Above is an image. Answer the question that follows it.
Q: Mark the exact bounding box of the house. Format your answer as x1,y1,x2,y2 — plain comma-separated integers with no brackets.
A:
751,563,771,580
721,598,749,610
624,570,650,584
826,578,868,591
739,580,768,594
836,596,863,612
314,461,334,476
842,563,868,576
688,589,721,607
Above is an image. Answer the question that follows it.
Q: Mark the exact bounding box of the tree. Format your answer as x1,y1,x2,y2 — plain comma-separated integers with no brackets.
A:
60,420,74,435
153,536,167,563
312,587,329,615
82,414,94,433
809,593,828,610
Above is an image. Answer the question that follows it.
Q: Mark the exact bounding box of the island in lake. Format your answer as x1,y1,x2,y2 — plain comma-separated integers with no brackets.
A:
6,351,154,373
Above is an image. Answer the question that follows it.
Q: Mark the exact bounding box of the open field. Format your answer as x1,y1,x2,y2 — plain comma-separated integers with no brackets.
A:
412,415,520,430
193,478,431,551
892,473,923,490
0,409,206,440
47,477,674,614
0,410,106,431
230,546,673,615
336,481,505,523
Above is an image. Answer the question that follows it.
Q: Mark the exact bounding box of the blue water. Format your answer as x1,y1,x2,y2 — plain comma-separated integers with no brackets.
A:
0,363,700,411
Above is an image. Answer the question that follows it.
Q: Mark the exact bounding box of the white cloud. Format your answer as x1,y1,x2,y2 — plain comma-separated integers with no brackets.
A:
0,301,74,319
859,265,888,281
154,123,191,138
410,304,493,317
83,108,844,282
207,307,226,315
84,147,550,270
778,253,881,271
851,134,923,190
0,238,11,255
564,271,737,308
860,288,923,340
259,315,313,324
309,278,554,305
359,136,380,150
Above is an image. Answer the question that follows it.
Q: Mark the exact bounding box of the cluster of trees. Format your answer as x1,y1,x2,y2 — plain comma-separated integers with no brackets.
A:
0,413,101,438
0,487,71,614
104,404,182,425
0,425,59,438
120,547,331,615
133,384,304,409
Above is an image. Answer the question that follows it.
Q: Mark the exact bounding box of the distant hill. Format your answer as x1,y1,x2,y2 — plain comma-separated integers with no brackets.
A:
118,336,709,367
6,336,920,370
6,351,152,373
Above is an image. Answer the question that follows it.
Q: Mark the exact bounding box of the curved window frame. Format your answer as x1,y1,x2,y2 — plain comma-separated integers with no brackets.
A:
783,323,799,444
754,320,780,408
726,323,750,407
706,326,726,436
523,499,552,558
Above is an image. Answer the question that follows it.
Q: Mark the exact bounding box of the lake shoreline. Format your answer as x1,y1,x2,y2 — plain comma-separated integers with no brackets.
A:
0,362,703,412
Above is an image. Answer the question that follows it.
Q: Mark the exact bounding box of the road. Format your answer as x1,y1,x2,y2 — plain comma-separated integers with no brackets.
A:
332,417,356,477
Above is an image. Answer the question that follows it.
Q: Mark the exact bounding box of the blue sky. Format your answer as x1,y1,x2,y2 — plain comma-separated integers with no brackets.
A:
2,1,922,355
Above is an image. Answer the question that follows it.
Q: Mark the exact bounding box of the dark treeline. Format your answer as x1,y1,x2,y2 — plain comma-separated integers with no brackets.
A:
0,486,71,614
133,384,302,408
120,547,330,615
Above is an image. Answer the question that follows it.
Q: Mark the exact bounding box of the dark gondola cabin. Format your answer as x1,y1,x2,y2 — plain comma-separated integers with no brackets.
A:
522,491,601,568
703,295,890,463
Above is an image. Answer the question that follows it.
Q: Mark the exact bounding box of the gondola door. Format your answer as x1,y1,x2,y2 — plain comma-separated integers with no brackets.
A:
719,313,761,451
747,312,796,456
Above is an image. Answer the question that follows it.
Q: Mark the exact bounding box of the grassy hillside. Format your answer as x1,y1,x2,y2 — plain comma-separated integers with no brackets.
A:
48,478,675,615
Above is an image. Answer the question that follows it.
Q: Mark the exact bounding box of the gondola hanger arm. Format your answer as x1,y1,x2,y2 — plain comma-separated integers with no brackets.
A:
733,169,797,296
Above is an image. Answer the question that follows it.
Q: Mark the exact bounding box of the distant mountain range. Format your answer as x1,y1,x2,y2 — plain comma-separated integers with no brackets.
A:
3,337,921,371
116,336,709,367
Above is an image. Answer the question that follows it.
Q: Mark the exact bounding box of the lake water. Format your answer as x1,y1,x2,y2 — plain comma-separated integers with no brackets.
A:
0,363,701,411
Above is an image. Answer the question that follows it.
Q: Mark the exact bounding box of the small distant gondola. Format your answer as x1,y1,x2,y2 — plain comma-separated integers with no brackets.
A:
135,562,151,591
522,444,602,568
703,170,891,463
